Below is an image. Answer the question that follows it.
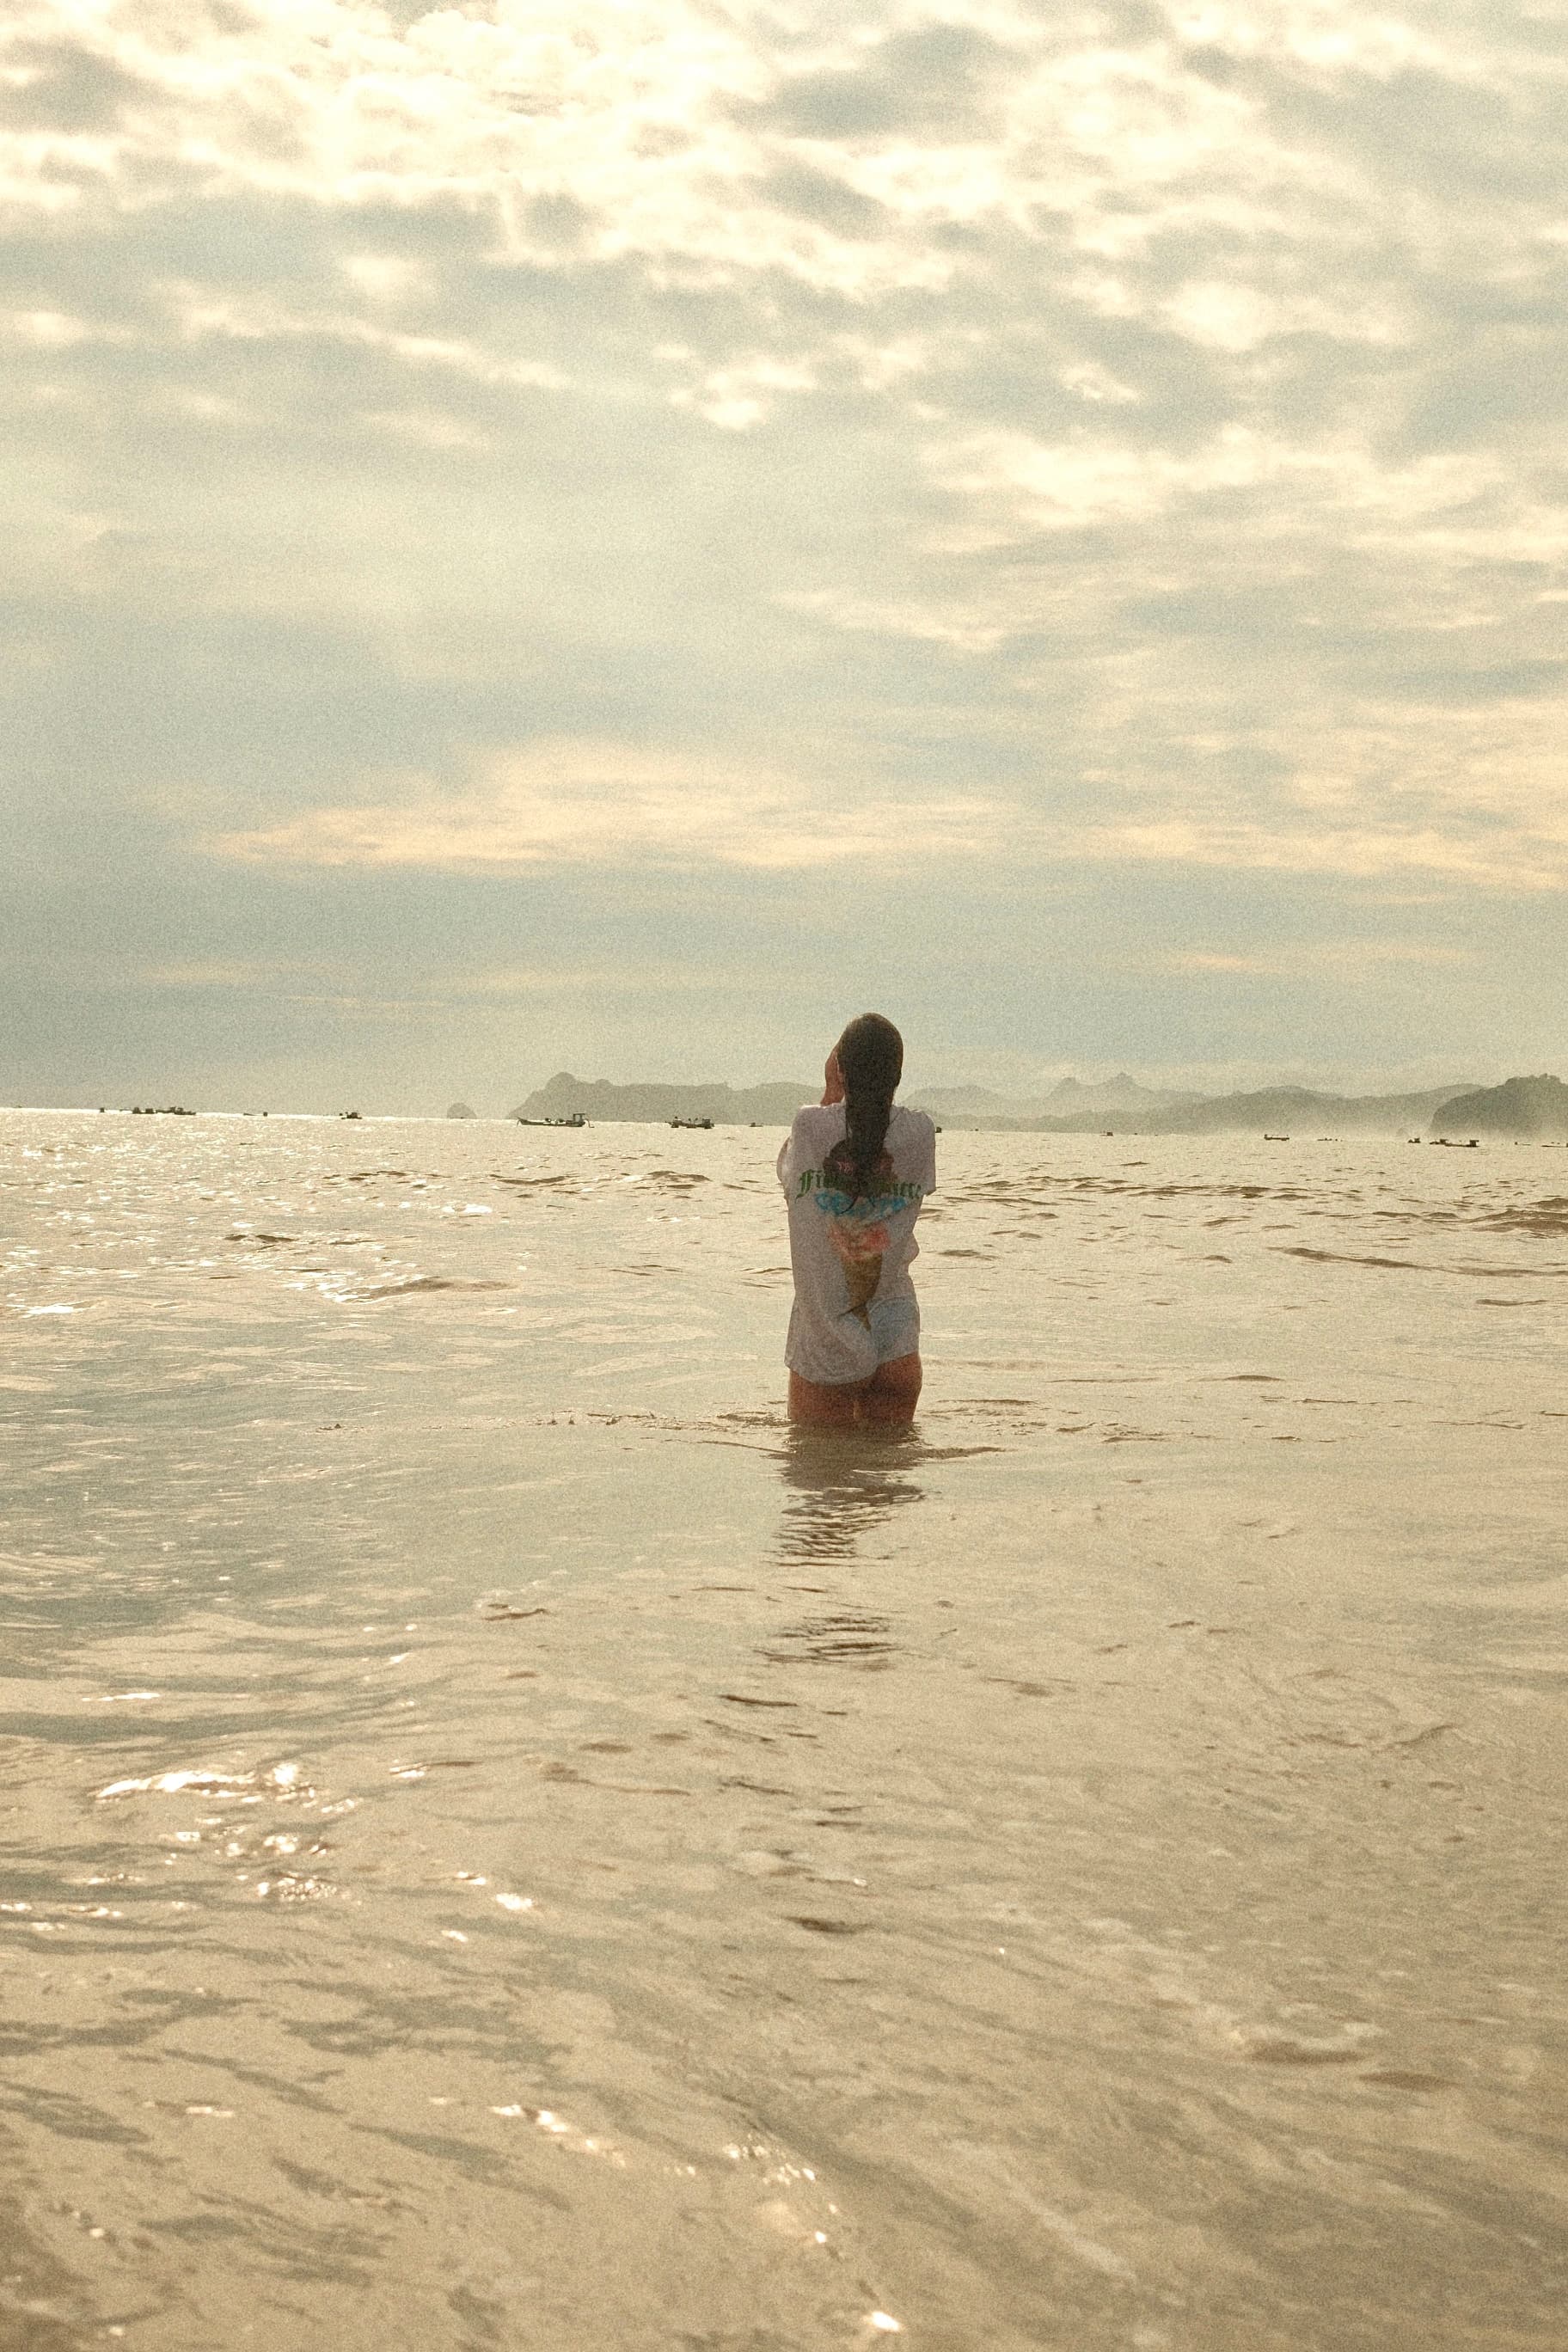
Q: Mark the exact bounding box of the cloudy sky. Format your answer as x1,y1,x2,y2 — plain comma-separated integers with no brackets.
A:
5,0,1566,1110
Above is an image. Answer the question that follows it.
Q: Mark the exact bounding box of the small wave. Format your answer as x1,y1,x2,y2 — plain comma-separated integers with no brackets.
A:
360,1276,513,1298
1234,2023,1381,2066
1281,1246,1426,1271
1375,1197,1568,1238
1283,1244,1568,1279
97,1761,309,1802
1479,1200,1568,1235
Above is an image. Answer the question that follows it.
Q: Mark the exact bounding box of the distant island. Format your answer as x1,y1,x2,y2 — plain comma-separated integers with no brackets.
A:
1428,1074,1568,1141
506,1068,1568,1137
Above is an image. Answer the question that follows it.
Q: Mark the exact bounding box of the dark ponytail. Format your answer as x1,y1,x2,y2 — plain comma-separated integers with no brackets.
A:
824,1013,903,1200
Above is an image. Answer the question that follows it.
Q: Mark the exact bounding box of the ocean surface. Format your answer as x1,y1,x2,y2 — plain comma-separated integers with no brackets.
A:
3,1107,1565,2351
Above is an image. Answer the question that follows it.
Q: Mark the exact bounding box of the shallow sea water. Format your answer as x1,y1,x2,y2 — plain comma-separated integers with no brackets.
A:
3,1107,1566,2350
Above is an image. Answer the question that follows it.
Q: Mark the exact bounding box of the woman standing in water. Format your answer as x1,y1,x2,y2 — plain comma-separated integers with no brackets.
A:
778,1013,937,1426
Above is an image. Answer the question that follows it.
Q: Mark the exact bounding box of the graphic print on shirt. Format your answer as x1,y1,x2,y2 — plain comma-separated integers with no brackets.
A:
793,1148,926,1326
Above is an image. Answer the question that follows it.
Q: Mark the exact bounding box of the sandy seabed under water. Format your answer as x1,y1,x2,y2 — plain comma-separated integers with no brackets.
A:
2,1107,1566,2350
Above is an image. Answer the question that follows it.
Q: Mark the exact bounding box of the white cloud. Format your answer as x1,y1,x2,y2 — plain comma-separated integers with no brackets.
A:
1158,939,1473,978
138,958,331,988
206,738,1007,873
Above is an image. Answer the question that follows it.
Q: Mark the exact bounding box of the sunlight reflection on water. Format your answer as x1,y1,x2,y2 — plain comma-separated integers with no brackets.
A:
3,1110,1566,2348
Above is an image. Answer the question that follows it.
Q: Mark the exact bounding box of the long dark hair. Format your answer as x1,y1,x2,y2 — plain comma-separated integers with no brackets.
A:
824,1013,903,1199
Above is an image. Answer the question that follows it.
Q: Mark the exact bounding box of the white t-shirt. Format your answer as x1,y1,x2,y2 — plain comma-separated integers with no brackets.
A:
776,1102,938,1384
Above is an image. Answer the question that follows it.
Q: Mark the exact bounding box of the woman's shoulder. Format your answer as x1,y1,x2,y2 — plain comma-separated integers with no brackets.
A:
890,1103,937,1186
783,1103,842,1165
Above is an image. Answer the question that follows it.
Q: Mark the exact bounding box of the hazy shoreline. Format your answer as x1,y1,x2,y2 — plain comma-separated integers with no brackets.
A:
15,1069,1566,1141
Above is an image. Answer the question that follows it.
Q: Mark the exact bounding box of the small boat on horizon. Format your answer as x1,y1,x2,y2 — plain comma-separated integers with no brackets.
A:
670,1115,714,1130
516,1112,588,1128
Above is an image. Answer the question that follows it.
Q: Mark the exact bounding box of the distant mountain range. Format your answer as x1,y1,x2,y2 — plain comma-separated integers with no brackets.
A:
908,1073,1202,1121
508,1070,1568,1139
903,1077,1194,1124
1428,1074,1568,1140
911,1078,1478,1135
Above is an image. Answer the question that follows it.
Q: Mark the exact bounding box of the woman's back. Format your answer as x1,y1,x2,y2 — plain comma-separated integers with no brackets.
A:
778,1098,936,1387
